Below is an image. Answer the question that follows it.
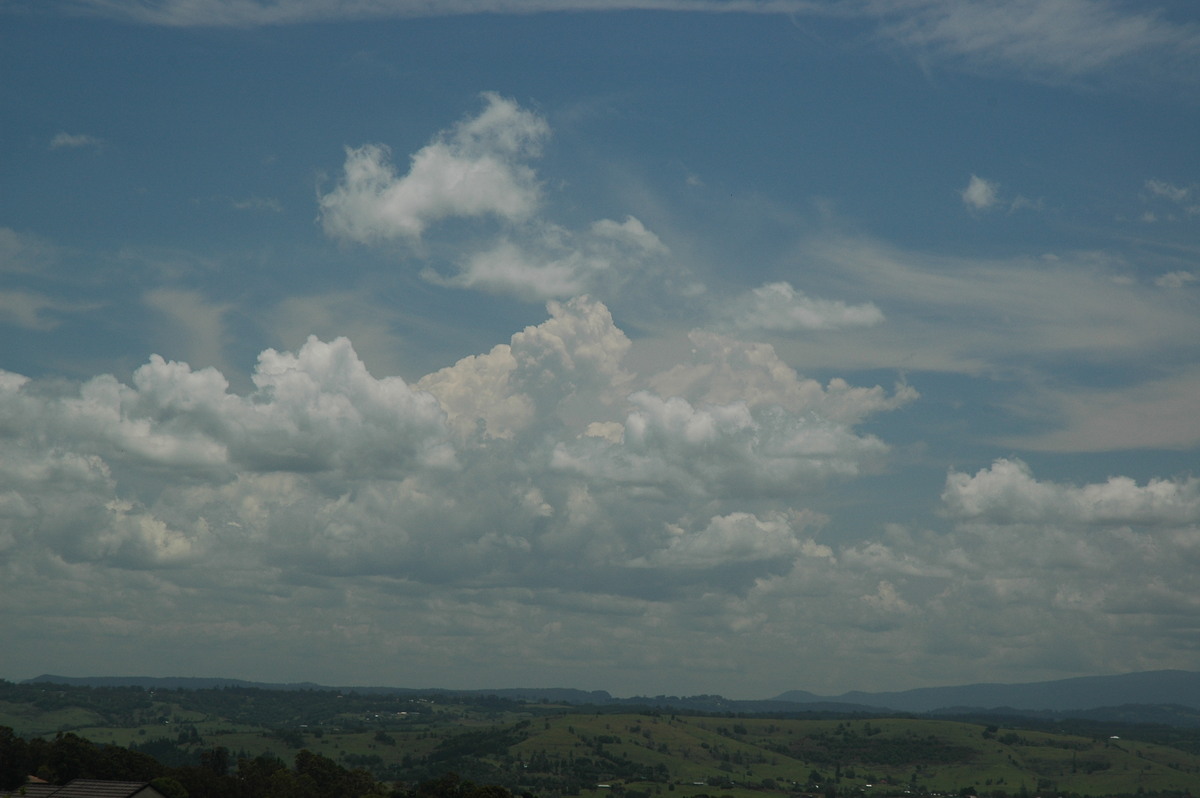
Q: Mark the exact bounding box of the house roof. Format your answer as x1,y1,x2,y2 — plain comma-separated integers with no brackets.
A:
2,781,165,798
3,786,60,798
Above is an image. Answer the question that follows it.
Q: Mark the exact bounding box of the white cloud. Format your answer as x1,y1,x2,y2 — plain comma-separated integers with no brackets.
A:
730,281,884,331
868,0,1200,86
0,424,208,569
1145,178,1192,203
551,388,891,501
753,235,1200,452
319,92,549,244
435,236,590,300
318,95,682,306
321,97,682,304
417,296,633,440
1,335,453,480
725,457,1200,688
49,131,103,150
922,459,1200,662
961,174,999,210
54,1,1200,92
943,458,1200,527
1155,271,1198,289
0,298,899,589
433,216,670,301
648,330,916,424
631,511,832,568
5,309,1200,691
792,235,1199,372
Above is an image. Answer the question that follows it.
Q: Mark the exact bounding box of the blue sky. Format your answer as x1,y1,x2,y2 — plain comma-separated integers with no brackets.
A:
1,0,1199,698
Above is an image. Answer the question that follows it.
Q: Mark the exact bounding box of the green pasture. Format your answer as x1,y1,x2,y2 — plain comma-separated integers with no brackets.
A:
8,684,1200,797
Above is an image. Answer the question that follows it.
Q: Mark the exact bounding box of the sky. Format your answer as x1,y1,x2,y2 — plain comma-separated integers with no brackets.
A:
1,0,1199,700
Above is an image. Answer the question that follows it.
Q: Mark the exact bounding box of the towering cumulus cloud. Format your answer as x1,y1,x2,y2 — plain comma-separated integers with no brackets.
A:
0,299,911,590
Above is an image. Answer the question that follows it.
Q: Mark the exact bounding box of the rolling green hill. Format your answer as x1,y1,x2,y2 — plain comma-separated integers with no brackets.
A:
5,680,1200,797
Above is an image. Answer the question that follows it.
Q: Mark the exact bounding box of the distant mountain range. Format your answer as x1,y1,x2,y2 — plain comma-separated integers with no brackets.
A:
24,669,1200,726
775,669,1200,713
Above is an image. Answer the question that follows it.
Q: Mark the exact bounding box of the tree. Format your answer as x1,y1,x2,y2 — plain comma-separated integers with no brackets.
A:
0,727,31,790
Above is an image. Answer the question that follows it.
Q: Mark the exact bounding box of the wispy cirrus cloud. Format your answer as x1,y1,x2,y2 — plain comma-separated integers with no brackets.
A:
791,235,1200,374
866,0,1200,85
48,0,825,27
41,1,1200,89
0,227,61,274
0,289,94,330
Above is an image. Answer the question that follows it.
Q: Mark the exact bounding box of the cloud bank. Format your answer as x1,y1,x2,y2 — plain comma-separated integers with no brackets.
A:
3,293,1195,692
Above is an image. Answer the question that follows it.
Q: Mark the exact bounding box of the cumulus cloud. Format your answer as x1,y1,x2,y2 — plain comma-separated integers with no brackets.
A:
632,511,832,569
922,459,1200,654
320,92,680,304
319,95,684,305
551,389,891,502
730,281,884,331
0,336,453,480
0,298,900,592
725,456,1200,687
943,458,1200,527
417,296,633,439
961,174,999,210
319,92,549,243
648,330,916,425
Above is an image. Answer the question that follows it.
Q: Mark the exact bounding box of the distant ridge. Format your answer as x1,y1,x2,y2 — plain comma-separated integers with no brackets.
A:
775,670,1200,713
23,670,1200,722
27,674,328,691
24,675,615,703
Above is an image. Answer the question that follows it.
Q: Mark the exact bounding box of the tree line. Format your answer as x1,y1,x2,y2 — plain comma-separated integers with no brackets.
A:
0,726,517,798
